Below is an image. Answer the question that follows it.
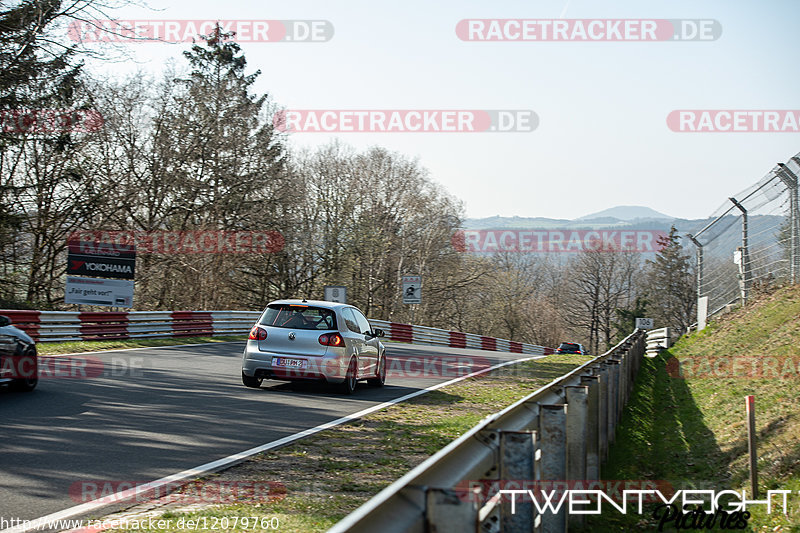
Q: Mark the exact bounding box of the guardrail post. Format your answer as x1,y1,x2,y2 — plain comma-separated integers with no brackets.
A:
500,430,538,533
580,376,601,480
565,386,588,529
604,360,621,444
539,404,568,533
426,487,479,533
565,386,588,482
631,333,642,375
595,365,609,462
628,340,637,397
614,355,627,412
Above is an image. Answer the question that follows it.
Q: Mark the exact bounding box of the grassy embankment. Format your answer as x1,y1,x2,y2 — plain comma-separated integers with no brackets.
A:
586,283,800,532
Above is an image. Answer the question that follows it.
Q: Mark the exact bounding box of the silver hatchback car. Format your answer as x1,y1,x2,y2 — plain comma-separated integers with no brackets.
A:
241,300,386,394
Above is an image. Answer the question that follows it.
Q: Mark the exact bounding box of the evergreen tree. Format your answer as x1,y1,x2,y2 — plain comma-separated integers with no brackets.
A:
613,295,649,343
643,226,695,332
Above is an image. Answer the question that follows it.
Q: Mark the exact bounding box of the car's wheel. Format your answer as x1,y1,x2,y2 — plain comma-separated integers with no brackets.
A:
340,357,358,395
368,354,386,387
9,347,37,392
242,371,263,389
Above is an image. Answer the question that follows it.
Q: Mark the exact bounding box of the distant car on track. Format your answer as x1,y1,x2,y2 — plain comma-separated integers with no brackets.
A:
556,342,588,355
0,315,38,392
241,300,386,394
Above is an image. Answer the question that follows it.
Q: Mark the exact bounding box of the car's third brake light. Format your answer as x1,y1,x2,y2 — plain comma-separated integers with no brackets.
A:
249,326,267,341
319,333,344,346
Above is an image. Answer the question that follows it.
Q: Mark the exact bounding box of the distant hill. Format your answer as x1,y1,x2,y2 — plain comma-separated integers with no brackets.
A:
461,211,786,261
576,205,674,221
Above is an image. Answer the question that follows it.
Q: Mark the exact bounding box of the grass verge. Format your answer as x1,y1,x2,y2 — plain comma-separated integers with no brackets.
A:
97,354,592,532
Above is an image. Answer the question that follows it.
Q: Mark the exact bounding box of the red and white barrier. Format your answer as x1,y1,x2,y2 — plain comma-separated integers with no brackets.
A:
368,320,553,356
0,310,554,355
0,310,260,342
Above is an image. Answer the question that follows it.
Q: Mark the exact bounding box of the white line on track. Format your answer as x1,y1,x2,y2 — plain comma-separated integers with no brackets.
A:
2,354,544,533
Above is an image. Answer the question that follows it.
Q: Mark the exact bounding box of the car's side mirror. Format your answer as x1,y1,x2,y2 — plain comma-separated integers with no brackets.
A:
0,315,10,327
373,328,385,338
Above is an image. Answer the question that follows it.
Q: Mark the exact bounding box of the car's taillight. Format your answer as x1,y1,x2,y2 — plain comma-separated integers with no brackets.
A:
319,333,344,347
249,326,267,341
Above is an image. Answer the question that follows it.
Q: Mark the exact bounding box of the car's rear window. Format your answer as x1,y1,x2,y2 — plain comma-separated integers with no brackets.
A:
559,343,579,350
260,304,337,330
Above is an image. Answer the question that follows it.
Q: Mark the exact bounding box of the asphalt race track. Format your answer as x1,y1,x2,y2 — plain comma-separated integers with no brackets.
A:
0,341,531,528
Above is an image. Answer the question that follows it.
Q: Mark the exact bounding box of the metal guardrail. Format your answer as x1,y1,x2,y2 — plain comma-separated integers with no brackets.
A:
0,311,554,356
329,329,647,533
0,310,260,342
369,320,551,355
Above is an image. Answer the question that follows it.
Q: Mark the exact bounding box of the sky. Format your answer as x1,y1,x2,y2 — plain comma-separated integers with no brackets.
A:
71,0,800,221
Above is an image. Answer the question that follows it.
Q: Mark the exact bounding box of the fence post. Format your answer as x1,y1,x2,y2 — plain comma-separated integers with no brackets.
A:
687,233,704,308
730,197,750,303
778,163,799,284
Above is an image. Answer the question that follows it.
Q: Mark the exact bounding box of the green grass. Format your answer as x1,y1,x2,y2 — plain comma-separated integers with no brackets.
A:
37,335,245,355
100,354,591,532
585,283,800,532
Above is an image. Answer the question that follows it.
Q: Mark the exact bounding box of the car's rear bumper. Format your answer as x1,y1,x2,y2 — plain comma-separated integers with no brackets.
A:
242,344,348,384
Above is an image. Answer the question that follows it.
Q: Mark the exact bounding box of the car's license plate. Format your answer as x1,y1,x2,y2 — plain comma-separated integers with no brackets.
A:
273,357,307,369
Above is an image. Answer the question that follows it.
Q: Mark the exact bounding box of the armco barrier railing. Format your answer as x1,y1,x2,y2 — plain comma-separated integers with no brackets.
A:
0,311,553,355
0,310,261,342
368,320,550,355
329,329,647,533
